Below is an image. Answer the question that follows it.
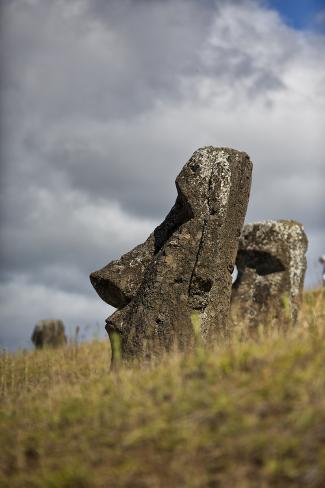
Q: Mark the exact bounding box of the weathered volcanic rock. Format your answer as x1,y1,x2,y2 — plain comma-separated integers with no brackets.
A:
90,147,252,363
231,220,308,330
31,319,67,348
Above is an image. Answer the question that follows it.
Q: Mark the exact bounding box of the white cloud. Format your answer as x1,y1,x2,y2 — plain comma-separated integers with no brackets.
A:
1,186,155,279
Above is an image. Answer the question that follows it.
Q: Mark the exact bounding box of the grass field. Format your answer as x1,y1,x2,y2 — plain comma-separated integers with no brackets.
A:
1,289,324,487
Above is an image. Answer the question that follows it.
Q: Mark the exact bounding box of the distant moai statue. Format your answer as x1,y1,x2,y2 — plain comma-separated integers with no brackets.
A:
231,220,308,331
319,255,325,287
90,147,252,364
31,319,67,348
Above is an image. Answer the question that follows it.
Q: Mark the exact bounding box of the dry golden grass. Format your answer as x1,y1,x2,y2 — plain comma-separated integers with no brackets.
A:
0,289,324,487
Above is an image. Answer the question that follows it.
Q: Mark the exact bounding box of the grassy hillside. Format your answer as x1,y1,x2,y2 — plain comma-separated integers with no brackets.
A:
1,289,324,488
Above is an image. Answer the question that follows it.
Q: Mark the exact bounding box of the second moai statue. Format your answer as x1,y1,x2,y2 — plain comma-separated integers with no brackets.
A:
231,220,308,330
31,319,67,348
90,147,252,362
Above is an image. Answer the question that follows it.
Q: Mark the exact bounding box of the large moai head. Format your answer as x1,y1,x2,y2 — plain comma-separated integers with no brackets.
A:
31,319,67,348
231,220,308,330
90,147,252,364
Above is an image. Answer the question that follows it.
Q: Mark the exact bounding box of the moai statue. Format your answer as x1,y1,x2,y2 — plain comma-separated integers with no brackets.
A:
90,147,252,363
231,220,308,331
31,319,67,348
319,255,325,287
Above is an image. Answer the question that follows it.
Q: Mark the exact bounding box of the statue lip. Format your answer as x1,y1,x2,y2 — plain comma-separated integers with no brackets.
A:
105,317,123,335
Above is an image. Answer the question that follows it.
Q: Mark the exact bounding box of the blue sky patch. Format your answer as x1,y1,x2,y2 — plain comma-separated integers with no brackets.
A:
265,0,325,31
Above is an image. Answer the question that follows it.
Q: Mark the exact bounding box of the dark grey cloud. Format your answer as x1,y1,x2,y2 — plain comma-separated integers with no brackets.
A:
0,0,324,349
1,0,215,125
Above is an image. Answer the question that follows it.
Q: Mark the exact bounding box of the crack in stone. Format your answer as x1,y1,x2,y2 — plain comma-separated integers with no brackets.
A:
188,157,216,307
187,217,208,306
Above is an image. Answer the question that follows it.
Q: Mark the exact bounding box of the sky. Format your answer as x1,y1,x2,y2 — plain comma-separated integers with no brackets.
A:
0,0,324,350
267,0,325,31
264,0,325,33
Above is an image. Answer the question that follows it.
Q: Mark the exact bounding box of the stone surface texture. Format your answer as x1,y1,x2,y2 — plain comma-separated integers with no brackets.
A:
90,147,252,362
31,319,67,348
231,220,308,329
